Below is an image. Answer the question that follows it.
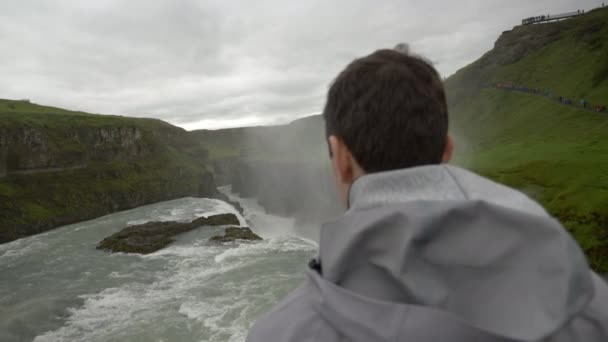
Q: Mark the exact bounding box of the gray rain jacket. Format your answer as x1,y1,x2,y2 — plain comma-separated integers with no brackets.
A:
247,165,608,341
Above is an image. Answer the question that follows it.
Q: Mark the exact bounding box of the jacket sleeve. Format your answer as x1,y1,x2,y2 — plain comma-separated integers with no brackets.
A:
246,282,329,342
548,273,608,341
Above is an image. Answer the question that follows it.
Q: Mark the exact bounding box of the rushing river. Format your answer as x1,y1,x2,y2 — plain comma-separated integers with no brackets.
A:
0,186,318,342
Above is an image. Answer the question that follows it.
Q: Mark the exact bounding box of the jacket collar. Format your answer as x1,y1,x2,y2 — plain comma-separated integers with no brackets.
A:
348,164,463,211
347,164,546,216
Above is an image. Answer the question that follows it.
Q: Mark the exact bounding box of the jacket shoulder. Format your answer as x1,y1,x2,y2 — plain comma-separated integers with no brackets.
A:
247,278,334,342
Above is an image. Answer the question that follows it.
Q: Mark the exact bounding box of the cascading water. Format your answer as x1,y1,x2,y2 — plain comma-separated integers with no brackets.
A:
0,186,317,342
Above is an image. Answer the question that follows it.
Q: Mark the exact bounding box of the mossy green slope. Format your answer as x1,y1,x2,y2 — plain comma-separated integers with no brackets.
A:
446,7,608,272
0,100,214,243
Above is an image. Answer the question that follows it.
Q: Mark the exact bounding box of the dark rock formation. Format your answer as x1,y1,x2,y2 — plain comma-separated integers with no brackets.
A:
210,227,262,243
97,213,240,254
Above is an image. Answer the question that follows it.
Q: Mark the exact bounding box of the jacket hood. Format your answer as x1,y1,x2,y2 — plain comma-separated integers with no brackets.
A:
316,165,594,341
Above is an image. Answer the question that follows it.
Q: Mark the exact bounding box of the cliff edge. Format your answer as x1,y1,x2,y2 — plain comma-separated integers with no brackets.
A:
0,99,216,243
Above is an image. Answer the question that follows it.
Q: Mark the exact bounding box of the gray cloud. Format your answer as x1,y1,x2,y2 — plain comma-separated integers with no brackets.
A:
0,0,600,129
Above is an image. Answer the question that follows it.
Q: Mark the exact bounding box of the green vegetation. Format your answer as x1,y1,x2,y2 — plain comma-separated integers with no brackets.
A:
0,99,214,243
446,7,608,272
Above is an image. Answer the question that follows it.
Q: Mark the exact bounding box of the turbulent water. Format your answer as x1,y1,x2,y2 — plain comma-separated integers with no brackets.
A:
0,186,318,342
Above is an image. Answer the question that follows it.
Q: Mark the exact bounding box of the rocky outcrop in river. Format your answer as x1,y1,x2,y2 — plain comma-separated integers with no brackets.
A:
209,227,262,243
97,213,241,254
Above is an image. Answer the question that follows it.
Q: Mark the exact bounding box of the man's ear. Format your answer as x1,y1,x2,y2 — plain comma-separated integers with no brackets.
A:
442,134,454,163
329,135,354,185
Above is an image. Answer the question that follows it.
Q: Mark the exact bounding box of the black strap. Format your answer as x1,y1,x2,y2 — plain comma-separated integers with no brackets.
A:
308,258,322,275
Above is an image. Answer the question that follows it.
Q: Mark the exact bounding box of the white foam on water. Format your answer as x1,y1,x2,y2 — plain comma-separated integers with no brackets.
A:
178,298,250,342
125,197,247,227
33,254,225,340
0,236,49,267
33,283,172,342
107,271,130,279
34,235,314,342
214,237,316,264
0,239,46,259
217,186,301,239
31,192,315,342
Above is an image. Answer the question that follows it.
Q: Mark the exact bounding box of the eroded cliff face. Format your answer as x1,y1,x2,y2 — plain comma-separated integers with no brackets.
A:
0,150,6,177
0,102,217,243
0,126,149,174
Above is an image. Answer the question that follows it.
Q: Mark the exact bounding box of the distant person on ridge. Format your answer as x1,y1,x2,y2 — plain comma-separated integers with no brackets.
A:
246,46,608,342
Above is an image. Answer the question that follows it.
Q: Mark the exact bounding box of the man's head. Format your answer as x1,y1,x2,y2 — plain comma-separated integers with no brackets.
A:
323,47,453,206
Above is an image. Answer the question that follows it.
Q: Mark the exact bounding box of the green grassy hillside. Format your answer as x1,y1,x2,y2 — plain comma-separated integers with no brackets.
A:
0,99,214,243
446,7,608,272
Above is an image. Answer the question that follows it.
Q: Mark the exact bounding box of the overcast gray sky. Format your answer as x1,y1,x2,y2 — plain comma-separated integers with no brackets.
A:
0,0,601,129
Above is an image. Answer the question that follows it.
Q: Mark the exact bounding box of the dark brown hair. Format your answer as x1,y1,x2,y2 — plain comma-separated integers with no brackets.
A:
323,49,448,173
